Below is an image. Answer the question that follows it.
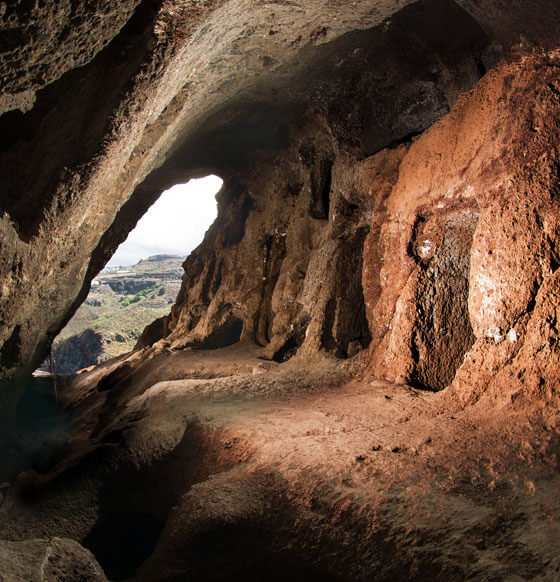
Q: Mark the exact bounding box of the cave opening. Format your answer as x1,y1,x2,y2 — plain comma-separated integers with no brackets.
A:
47,175,222,376
2,0,560,578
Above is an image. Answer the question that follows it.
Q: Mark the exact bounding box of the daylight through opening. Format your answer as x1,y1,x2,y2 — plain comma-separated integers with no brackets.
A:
47,175,222,375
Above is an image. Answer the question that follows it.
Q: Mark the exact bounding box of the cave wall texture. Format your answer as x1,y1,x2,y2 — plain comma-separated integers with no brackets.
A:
1,0,560,439
2,0,560,579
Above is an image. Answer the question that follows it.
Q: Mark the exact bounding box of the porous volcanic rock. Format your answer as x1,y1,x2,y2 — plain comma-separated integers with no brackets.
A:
2,342,557,581
364,52,560,400
1,0,559,433
0,537,107,581
1,0,560,580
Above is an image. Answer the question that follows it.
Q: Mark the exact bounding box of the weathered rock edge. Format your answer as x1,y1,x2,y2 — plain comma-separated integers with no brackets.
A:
1,0,559,431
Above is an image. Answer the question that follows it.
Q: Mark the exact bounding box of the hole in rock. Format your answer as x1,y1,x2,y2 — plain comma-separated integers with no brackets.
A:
192,312,244,351
83,423,237,581
0,109,36,153
46,175,222,375
410,211,478,390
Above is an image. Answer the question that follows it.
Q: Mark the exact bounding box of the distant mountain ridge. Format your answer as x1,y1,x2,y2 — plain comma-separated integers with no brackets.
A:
141,254,184,261
103,254,185,272
46,256,184,375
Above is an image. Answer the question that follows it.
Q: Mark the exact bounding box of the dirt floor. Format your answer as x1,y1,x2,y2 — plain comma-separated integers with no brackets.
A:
0,344,558,580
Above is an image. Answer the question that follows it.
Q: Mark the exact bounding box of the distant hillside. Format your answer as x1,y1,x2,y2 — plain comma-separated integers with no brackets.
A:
46,255,184,375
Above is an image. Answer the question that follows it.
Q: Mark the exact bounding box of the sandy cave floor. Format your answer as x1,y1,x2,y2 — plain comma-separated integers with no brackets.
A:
1,345,559,580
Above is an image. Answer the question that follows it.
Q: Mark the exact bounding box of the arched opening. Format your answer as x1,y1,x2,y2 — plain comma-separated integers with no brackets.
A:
1,0,560,580
46,175,222,376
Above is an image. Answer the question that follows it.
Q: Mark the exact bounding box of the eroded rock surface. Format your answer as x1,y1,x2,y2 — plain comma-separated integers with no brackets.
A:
1,0,560,580
1,344,558,581
1,0,557,421
364,53,560,400
0,537,107,581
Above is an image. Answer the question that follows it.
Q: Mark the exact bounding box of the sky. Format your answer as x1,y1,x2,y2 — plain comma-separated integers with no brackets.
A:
106,175,222,268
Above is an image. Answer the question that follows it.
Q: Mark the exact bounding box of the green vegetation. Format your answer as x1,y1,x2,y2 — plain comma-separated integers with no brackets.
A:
120,295,141,308
47,255,184,374
120,283,158,307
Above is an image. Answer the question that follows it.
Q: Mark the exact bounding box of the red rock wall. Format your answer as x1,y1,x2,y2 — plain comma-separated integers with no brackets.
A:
1,0,560,437
362,52,560,401
158,52,560,408
162,119,374,361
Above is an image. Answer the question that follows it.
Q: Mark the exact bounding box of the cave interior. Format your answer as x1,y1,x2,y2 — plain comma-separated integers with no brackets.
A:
0,0,560,580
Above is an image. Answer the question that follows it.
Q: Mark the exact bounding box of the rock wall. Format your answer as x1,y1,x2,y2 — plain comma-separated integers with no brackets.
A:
161,121,377,362
364,53,560,404
1,1,560,579
146,0,502,361
0,0,559,433
156,53,560,406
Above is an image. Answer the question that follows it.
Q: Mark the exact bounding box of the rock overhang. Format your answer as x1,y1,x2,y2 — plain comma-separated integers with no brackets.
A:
1,1,560,578
0,0,559,437
141,0,498,179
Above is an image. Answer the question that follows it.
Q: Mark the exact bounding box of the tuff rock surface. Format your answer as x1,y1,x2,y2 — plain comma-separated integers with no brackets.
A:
1,0,560,580
1,0,558,422
0,537,107,581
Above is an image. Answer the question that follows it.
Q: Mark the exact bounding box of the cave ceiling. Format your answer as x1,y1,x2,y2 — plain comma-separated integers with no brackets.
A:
1,1,560,579
0,0,559,422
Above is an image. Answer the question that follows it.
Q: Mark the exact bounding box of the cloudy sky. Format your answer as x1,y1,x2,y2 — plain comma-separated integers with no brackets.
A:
107,175,222,267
